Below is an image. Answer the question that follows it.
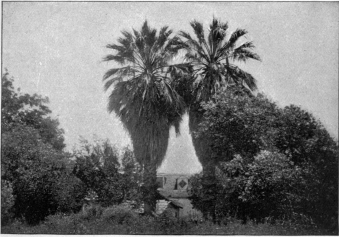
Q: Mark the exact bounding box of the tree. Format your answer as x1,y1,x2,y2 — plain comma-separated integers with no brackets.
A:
1,72,83,225
190,151,308,225
176,18,261,221
73,139,125,207
197,91,281,164
177,17,261,166
274,105,338,231
103,21,189,213
1,125,67,224
1,71,65,151
190,91,338,232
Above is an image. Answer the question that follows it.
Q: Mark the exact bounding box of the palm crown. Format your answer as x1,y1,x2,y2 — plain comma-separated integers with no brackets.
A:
103,21,187,168
179,18,261,102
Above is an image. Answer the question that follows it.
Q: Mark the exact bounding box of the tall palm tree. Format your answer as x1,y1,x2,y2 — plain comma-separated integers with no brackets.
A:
177,17,261,167
177,18,261,221
103,21,188,213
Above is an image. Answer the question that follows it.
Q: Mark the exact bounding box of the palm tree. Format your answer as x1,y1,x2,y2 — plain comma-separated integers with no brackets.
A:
102,21,188,214
177,18,261,221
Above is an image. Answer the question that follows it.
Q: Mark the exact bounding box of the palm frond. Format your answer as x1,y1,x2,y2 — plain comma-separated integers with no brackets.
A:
167,63,192,77
102,55,125,65
190,20,205,44
180,39,210,63
190,20,211,55
232,48,261,62
121,30,134,42
103,66,135,81
236,41,255,50
145,29,157,48
133,28,140,39
106,44,125,52
117,37,133,51
227,65,258,91
103,77,120,91
227,28,248,49
208,18,228,55
155,26,171,51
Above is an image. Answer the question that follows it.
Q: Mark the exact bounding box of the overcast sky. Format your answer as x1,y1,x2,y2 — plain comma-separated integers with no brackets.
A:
2,2,338,174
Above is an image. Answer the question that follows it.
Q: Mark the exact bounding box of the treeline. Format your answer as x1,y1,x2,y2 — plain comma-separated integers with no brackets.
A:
1,72,142,225
188,89,338,232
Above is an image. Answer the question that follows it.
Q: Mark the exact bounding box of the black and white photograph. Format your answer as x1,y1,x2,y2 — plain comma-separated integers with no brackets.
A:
1,1,338,235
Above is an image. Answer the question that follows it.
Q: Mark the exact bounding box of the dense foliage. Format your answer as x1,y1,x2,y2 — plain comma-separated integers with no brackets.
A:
72,139,142,207
2,72,65,151
189,90,338,233
2,73,146,226
1,72,86,224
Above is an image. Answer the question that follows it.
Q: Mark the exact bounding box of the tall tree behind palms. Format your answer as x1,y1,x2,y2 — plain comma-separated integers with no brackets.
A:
176,18,261,221
103,21,188,213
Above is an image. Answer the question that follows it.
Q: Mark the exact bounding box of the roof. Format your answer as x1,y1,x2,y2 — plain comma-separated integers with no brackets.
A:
169,200,183,209
159,189,190,198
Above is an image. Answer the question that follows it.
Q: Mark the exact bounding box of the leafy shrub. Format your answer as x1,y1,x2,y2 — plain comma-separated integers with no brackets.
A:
190,151,322,225
80,204,104,220
2,125,70,225
52,173,87,214
157,209,177,225
72,139,125,207
102,204,138,224
236,151,304,222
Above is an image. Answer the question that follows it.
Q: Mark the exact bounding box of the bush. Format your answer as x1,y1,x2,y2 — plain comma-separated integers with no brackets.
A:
2,125,69,225
102,204,138,224
72,139,126,207
53,173,87,214
80,204,104,220
190,151,317,224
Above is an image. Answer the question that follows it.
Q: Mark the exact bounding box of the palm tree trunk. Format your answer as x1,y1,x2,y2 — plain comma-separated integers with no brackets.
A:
188,107,213,168
202,161,218,223
142,158,157,215
189,106,218,222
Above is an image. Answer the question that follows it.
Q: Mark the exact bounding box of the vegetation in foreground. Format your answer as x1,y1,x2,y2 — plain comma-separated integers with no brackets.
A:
1,204,331,235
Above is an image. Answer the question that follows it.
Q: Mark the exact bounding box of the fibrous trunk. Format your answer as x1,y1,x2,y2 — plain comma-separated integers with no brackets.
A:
189,106,218,223
202,161,218,223
142,158,157,215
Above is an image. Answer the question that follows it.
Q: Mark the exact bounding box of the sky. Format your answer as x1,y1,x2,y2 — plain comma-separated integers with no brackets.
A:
2,2,338,174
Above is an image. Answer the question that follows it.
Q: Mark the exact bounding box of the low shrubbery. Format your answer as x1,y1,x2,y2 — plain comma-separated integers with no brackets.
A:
101,204,138,224
1,203,327,235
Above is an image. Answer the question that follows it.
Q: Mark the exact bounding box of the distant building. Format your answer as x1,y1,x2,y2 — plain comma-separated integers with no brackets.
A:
155,173,202,218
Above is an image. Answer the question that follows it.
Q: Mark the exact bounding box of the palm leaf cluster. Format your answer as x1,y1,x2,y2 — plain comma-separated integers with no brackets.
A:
179,18,261,102
103,21,188,169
